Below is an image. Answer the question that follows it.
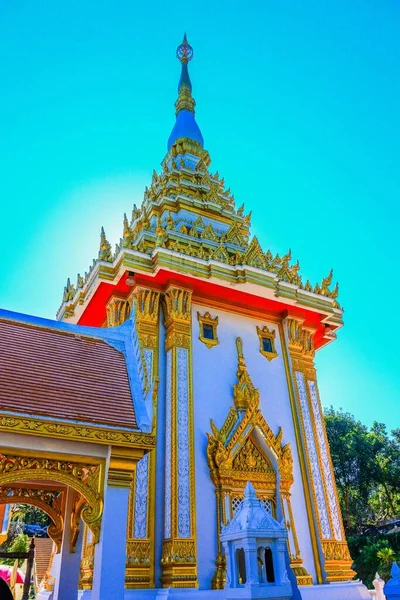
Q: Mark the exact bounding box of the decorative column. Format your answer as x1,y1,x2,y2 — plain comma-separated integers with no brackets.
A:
52,488,83,600
91,456,135,600
126,286,161,589
161,285,197,588
105,296,132,327
284,317,354,583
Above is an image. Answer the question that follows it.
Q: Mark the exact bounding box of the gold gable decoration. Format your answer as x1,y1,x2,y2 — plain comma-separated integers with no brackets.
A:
232,437,274,474
233,337,260,411
206,337,312,589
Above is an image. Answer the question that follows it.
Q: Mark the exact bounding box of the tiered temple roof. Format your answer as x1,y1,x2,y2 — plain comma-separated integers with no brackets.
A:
57,35,342,348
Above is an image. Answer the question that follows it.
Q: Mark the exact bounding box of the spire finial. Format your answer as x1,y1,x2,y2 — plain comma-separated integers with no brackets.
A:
176,33,193,65
167,34,204,151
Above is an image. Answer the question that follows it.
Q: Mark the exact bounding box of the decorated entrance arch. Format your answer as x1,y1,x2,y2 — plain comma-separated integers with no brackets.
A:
0,452,105,545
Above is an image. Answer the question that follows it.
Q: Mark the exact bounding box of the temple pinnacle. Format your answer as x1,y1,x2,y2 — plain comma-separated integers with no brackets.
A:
167,34,204,151
176,33,193,65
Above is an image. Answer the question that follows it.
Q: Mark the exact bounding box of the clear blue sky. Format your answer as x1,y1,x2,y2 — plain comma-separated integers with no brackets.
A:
0,1,399,429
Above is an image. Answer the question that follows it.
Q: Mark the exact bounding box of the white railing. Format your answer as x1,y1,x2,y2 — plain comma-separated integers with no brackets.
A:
369,573,386,600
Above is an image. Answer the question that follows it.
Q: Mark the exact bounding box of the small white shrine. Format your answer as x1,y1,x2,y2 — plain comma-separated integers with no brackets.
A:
221,482,292,599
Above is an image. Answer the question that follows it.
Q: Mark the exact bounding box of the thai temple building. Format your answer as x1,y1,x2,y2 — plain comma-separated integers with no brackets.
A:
0,36,371,600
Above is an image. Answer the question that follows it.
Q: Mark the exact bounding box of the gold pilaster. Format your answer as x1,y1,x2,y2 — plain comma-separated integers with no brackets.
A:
105,296,132,327
125,287,160,589
161,285,197,588
284,317,354,583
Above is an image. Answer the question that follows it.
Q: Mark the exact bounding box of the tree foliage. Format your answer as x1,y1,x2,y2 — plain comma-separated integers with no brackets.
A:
324,407,400,587
0,533,29,567
10,505,50,528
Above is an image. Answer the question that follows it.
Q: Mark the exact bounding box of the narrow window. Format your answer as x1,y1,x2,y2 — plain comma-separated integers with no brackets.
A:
264,547,275,583
197,311,219,348
236,548,246,585
262,337,273,353
203,323,214,340
256,325,278,361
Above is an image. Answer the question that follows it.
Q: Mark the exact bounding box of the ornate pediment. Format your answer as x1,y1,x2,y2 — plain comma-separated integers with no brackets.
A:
232,438,274,474
206,337,293,492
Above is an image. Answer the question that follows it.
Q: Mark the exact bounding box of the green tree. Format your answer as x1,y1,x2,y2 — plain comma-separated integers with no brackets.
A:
11,504,50,528
0,533,29,567
324,408,400,532
324,408,400,587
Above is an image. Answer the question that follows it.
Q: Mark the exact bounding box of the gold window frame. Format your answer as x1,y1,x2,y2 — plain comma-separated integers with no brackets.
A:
256,325,278,361
197,311,219,349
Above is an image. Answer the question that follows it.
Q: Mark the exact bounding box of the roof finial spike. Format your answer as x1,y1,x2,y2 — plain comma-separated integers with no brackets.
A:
167,35,204,151
177,33,193,66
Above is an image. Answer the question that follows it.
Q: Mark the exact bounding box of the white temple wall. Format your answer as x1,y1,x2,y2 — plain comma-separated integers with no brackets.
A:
191,302,317,587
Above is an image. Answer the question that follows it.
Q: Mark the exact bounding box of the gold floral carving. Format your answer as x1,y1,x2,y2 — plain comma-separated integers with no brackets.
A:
232,438,273,473
0,452,104,544
106,296,132,327
126,540,152,587
134,288,160,324
0,487,64,553
163,287,192,326
163,286,192,352
321,541,354,582
0,414,156,450
161,539,197,588
286,318,315,358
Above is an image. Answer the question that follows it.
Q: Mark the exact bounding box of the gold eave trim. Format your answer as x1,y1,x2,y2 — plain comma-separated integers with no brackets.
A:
0,413,156,450
59,248,343,331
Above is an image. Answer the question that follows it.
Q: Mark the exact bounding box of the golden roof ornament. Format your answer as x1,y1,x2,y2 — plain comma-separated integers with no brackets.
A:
98,227,113,262
122,213,132,248
233,337,260,411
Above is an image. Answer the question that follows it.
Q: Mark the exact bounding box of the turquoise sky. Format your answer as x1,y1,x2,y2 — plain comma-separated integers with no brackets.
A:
0,1,399,428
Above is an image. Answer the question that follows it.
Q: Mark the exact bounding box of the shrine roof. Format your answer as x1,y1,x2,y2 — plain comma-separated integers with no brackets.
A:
0,310,141,430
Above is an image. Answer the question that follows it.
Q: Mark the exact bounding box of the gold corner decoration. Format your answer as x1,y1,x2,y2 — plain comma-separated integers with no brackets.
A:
256,325,278,361
197,311,219,349
106,296,132,327
207,338,312,588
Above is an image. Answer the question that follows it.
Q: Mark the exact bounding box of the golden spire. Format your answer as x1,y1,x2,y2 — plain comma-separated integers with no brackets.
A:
98,227,113,262
167,34,204,150
122,213,132,248
233,337,260,411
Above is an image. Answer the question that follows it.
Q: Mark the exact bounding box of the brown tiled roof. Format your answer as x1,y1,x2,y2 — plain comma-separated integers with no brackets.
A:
0,319,137,428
